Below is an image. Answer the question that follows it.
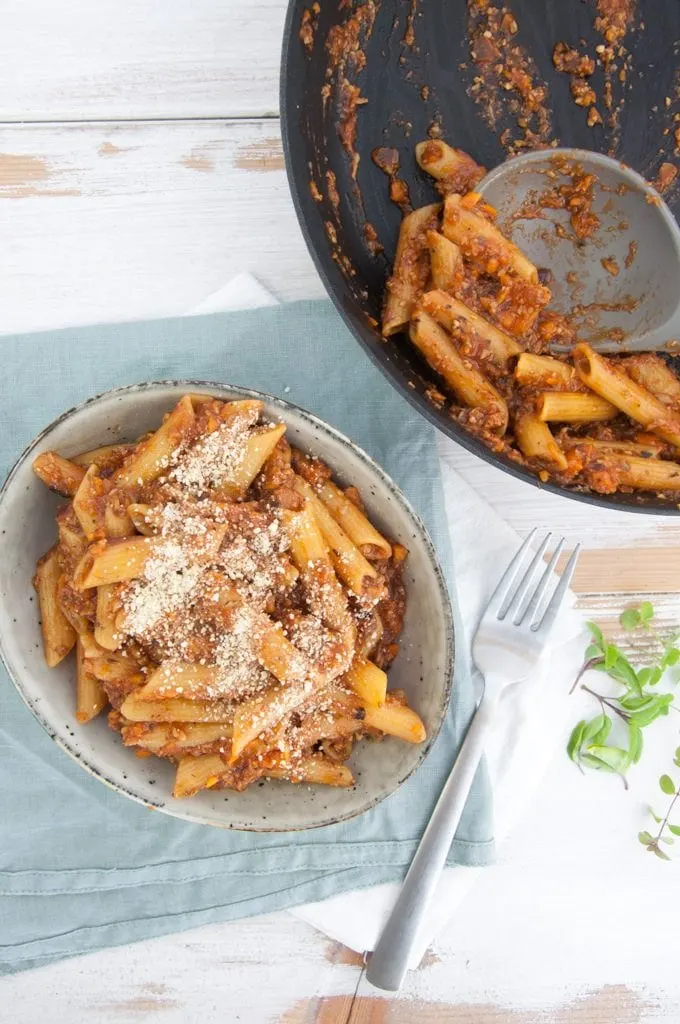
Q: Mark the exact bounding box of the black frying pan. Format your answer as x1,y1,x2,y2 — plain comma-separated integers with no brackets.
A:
280,0,680,513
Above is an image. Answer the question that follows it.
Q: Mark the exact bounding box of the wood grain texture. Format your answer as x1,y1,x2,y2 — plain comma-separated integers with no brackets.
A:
561,548,680,594
332,984,659,1023
0,0,286,121
4,2,680,1021
0,119,324,336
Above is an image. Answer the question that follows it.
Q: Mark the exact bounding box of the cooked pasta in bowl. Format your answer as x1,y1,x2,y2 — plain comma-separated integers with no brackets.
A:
0,382,453,830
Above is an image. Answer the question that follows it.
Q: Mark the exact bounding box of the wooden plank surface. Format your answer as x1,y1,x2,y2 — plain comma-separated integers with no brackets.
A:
0,0,286,121
4,2,680,1022
0,120,322,336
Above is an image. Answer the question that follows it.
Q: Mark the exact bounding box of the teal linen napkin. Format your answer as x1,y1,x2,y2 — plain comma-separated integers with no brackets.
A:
0,300,493,974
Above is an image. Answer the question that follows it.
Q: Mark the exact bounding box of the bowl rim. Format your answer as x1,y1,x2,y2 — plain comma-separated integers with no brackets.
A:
0,379,455,832
278,8,680,516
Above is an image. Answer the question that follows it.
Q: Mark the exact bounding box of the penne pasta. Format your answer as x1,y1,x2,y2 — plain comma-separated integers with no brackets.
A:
72,443,136,472
172,751,353,798
410,313,509,433
345,658,387,708
85,651,144,688
33,547,77,667
383,203,441,336
134,663,238,702
120,694,237,723
363,697,426,743
514,413,568,472
219,398,264,420
573,343,680,448
426,230,464,293
114,395,195,486
103,490,135,539
74,536,159,589
443,193,538,282
76,636,107,723
230,681,307,763
56,573,93,635
94,584,120,650
585,454,680,492
292,477,384,597
75,520,227,589
218,423,287,498
32,451,85,497
415,140,485,191
514,353,580,389
561,437,665,458
126,503,160,535
72,464,107,538
537,391,617,423
622,354,680,407
265,756,354,788
173,753,229,796
121,720,233,756
57,506,88,563
316,479,392,559
281,504,331,568
420,289,521,367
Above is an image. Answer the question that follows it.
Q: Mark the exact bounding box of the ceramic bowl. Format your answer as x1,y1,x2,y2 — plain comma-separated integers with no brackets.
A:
0,381,454,831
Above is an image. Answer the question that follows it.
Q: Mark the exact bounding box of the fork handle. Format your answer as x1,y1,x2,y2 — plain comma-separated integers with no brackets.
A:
366,694,497,992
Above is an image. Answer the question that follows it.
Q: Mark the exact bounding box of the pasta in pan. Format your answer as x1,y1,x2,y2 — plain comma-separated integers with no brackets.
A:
384,139,680,498
32,396,424,798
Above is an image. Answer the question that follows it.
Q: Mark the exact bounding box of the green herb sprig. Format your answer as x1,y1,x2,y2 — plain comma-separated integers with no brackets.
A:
567,603,679,790
640,758,680,860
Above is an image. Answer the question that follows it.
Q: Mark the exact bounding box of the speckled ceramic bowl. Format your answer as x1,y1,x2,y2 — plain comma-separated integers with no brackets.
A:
0,382,454,831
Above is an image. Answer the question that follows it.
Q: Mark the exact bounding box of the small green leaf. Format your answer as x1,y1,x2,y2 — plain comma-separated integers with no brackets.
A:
668,824,680,836
586,621,604,646
649,666,663,685
609,656,640,691
581,714,610,746
639,601,654,622
639,830,654,845
567,721,587,762
628,721,643,764
585,644,602,662
664,648,680,667
660,775,676,795
592,716,612,746
651,845,671,861
629,707,665,728
620,693,655,711
604,644,619,670
661,836,675,845
637,667,653,687
650,809,663,824
620,608,641,630
580,752,616,772
587,745,631,774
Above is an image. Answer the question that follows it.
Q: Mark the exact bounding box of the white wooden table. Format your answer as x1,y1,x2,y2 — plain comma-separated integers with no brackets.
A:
3,4,680,1021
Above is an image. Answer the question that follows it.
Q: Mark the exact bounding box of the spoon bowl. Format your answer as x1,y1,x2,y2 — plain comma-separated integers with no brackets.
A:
477,148,680,353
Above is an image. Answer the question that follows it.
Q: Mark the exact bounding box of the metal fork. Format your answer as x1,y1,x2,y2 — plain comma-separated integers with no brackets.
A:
366,530,581,992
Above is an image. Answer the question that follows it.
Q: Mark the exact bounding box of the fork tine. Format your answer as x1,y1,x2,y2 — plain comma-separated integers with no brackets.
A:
531,543,581,636
513,536,565,626
499,532,552,621
486,528,537,616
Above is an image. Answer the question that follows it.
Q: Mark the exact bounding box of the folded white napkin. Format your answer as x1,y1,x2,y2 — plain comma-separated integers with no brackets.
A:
189,275,586,968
